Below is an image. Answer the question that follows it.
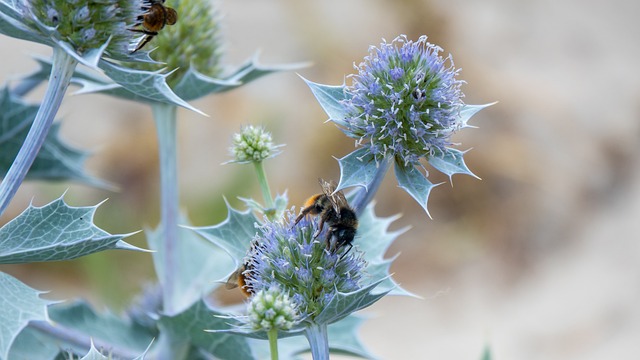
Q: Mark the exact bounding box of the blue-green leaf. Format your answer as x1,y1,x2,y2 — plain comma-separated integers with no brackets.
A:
0,272,52,360
357,204,414,297
459,102,496,128
0,196,143,264
428,148,480,183
79,342,109,360
301,77,350,126
481,345,492,360
314,279,389,325
336,148,379,192
7,326,60,360
394,162,439,217
239,192,289,220
188,203,259,265
244,315,375,360
158,300,254,360
97,60,204,115
173,55,307,101
0,87,106,186
48,300,155,358
146,216,235,314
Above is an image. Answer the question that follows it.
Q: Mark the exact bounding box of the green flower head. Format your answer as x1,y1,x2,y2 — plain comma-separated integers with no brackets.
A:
247,287,300,331
23,0,146,57
228,125,283,164
130,0,223,87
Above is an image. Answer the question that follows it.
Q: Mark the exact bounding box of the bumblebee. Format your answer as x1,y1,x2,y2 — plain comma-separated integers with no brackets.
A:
129,0,178,53
225,264,253,297
294,179,358,256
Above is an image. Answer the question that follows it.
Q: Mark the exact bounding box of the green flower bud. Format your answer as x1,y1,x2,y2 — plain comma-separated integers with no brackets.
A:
229,125,282,164
247,287,299,331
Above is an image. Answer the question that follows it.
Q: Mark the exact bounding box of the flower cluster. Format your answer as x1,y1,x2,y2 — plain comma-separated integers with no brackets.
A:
243,211,366,321
247,287,299,331
24,0,145,55
229,125,282,164
130,0,224,86
341,34,465,166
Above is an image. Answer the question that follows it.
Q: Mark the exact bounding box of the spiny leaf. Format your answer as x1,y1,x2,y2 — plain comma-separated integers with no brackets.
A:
314,279,389,325
48,300,155,358
7,326,60,360
97,60,204,115
0,87,105,186
301,77,350,127
158,300,254,360
146,216,235,314
173,55,307,101
428,148,479,183
188,203,259,265
244,316,375,360
394,161,439,218
459,102,496,129
79,342,108,360
0,272,52,360
239,191,288,220
0,196,143,264
336,148,379,192
357,204,415,296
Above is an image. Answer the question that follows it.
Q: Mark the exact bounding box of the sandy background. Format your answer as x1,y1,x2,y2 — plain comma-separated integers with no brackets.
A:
1,0,639,359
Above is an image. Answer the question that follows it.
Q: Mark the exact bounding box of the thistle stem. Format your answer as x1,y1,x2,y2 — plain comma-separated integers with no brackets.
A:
0,47,76,217
253,160,274,210
304,323,330,360
351,156,392,215
267,328,279,360
152,102,179,315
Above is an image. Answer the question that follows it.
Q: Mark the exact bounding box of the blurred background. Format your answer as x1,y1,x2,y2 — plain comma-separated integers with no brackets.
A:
1,0,639,359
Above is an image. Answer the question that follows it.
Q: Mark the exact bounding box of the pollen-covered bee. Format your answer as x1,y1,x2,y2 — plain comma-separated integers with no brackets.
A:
129,0,178,53
225,264,253,297
294,179,358,256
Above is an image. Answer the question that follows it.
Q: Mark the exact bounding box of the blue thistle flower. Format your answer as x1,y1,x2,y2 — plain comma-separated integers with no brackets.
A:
303,34,493,214
342,34,465,167
243,211,366,322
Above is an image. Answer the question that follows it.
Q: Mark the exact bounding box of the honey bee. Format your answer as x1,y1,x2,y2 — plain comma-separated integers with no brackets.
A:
225,264,253,297
294,179,358,257
129,0,178,53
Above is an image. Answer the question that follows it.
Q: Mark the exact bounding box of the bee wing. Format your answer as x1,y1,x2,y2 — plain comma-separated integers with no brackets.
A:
225,267,242,289
319,178,348,215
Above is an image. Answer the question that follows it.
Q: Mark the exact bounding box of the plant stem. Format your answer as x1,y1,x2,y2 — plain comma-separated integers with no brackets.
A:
351,156,392,215
0,47,76,217
253,160,274,209
267,328,279,360
304,323,329,360
152,102,179,316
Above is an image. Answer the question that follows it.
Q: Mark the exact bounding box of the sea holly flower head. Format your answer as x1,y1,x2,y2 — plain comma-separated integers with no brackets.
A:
304,34,493,214
11,0,148,62
243,211,367,323
342,34,464,167
228,125,283,164
247,286,300,331
130,0,224,87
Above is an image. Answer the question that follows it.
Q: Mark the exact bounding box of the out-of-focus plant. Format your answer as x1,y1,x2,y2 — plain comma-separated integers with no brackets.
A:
0,0,492,358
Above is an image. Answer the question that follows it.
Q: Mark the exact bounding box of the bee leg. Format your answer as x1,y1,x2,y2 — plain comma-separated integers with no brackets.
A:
131,34,155,53
313,217,326,239
339,243,353,260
